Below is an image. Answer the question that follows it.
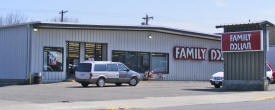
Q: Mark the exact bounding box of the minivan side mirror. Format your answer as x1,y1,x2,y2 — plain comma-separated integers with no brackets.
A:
126,69,130,72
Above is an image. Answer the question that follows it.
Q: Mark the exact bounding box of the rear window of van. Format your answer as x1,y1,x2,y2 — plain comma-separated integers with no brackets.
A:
76,63,92,72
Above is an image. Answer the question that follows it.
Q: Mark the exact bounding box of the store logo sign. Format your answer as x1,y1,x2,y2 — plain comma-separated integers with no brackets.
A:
209,49,223,61
173,46,207,60
222,30,263,52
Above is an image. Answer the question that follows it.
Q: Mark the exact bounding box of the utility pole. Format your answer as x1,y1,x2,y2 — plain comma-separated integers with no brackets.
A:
59,10,68,22
142,14,153,25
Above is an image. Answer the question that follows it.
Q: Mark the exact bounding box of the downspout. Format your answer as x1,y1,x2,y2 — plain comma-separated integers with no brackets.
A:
26,24,32,84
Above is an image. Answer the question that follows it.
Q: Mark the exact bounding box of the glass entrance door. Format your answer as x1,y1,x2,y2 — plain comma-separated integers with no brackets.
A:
66,42,80,79
85,43,107,61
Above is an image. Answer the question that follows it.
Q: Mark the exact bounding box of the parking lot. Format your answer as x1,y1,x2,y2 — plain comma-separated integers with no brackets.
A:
0,81,274,104
0,81,275,110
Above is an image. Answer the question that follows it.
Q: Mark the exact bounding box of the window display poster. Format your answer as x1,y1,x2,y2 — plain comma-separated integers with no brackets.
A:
49,51,57,66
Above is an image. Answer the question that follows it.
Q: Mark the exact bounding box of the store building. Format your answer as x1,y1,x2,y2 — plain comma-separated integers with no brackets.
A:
0,22,223,83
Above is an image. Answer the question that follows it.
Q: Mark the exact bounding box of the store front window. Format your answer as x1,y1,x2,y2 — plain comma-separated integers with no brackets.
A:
43,47,64,72
112,51,168,74
112,51,150,73
85,43,107,61
66,42,80,78
152,53,169,74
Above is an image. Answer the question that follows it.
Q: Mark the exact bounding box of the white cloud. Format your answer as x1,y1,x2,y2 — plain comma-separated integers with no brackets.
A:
215,0,227,8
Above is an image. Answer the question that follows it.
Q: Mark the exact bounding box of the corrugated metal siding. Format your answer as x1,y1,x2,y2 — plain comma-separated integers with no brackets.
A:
267,27,275,45
224,52,264,80
32,28,223,82
0,26,28,79
267,46,275,67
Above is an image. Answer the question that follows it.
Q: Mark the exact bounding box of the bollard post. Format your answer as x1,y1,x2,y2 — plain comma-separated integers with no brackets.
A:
29,72,32,85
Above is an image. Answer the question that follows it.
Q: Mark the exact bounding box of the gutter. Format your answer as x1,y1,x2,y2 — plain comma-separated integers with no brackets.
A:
26,24,33,84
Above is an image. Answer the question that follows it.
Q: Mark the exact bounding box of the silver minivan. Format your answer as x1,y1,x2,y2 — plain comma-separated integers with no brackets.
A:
75,61,141,87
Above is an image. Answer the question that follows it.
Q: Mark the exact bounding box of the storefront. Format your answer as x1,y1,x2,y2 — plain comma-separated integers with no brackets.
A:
0,22,223,83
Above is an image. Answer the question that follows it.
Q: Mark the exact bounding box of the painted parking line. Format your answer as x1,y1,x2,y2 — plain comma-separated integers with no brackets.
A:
105,107,132,110
254,96,275,101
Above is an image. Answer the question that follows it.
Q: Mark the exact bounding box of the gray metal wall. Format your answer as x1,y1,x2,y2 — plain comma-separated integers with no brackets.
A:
267,27,275,45
31,28,223,82
224,52,264,80
0,26,28,79
267,46,275,68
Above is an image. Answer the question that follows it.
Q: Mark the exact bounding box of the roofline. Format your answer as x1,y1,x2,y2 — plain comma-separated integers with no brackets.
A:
0,21,41,29
33,22,220,40
216,20,274,28
1,21,220,40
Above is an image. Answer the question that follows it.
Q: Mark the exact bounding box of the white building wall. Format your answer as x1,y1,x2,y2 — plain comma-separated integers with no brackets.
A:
0,26,28,79
31,28,222,82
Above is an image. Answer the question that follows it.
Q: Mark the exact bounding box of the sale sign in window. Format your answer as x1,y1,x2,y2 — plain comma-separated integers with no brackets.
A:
222,30,263,52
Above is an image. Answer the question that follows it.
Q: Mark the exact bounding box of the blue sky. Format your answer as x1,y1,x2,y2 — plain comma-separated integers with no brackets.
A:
1,0,275,33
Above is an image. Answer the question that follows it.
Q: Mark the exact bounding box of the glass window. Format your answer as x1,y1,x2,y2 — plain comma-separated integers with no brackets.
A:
94,64,107,71
85,43,96,60
107,64,118,71
85,43,107,61
43,47,64,72
112,51,169,74
266,65,271,71
76,63,92,72
152,53,169,74
118,64,129,71
112,51,150,73
137,52,150,73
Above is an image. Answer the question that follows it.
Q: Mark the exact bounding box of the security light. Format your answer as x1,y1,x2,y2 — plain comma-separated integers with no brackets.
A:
33,28,38,32
148,35,152,39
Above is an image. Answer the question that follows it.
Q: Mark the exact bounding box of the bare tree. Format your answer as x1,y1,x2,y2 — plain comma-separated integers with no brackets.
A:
5,12,27,25
0,12,27,26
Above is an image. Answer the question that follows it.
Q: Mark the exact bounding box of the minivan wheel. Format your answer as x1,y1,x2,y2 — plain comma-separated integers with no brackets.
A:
116,83,122,86
81,83,89,87
97,78,105,87
214,85,221,88
129,77,139,86
267,78,272,84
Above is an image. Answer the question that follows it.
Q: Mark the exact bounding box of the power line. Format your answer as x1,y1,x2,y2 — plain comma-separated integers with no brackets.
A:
59,10,68,22
142,14,153,25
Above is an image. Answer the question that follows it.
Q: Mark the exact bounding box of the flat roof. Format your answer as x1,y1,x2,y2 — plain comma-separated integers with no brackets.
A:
1,21,221,40
216,20,274,28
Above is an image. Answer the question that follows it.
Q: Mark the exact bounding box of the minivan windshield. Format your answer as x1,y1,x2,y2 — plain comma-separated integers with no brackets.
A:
76,63,92,72
266,65,271,71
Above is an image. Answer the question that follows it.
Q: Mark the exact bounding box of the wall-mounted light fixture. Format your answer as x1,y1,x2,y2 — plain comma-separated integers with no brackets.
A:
33,28,38,32
148,34,152,39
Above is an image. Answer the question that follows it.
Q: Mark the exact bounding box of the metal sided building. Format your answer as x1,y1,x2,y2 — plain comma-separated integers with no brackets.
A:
0,22,223,83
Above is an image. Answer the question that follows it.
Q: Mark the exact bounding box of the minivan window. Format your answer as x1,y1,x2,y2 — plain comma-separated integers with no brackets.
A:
94,64,107,71
107,64,118,71
118,64,128,71
76,63,92,72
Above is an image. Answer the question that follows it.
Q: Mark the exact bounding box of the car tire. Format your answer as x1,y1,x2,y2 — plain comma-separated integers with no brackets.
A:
97,78,105,87
214,85,221,88
267,78,271,84
116,83,122,86
81,83,89,87
129,77,139,86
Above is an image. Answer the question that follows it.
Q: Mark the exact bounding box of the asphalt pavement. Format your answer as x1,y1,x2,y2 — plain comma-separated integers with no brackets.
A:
141,100,275,110
0,81,236,103
0,81,274,110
